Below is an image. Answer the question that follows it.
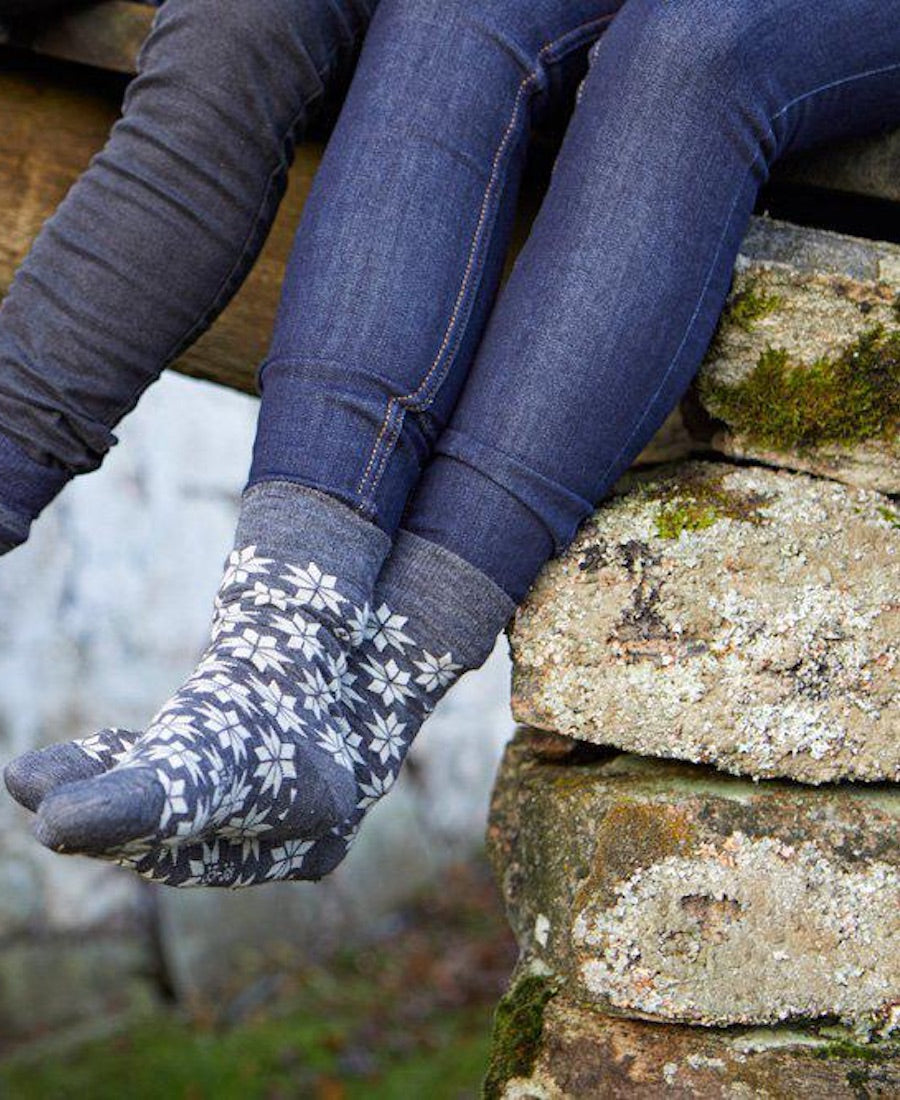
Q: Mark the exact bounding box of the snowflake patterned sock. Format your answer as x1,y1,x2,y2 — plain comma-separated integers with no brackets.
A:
26,480,390,858
7,532,516,886
119,530,516,885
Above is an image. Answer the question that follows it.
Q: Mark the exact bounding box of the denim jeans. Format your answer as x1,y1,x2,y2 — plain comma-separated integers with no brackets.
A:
251,0,900,599
0,0,375,546
2,0,900,601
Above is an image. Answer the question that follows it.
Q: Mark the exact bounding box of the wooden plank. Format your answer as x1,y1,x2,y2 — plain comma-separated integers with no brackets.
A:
0,63,320,393
1,2,152,75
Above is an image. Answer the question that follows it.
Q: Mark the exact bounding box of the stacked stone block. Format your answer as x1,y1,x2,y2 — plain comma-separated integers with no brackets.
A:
484,216,900,1098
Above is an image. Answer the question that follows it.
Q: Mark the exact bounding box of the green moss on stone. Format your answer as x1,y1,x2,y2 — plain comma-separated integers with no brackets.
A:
725,280,784,332
650,469,770,540
656,502,720,539
700,324,900,453
813,1036,900,1065
482,973,557,1099
878,505,900,528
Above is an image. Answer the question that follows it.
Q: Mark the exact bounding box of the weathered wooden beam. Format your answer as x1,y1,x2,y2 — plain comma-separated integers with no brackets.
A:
0,63,320,393
0,1,153,75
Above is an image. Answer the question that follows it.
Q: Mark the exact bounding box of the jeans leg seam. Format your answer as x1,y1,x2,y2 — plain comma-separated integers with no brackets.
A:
771,60,900,121
355,12,618,509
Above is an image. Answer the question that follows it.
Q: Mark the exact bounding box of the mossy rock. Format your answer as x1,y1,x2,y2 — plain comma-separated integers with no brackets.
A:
510,459,900,785
701,323,900,453
484,993,900,1099
486,733,900,1029
690,219,900,492
482,968,559,1099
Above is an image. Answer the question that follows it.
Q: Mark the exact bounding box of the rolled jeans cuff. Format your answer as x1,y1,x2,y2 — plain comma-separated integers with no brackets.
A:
0,430,69,551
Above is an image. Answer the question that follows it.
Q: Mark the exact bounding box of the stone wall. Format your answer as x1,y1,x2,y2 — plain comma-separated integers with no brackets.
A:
485,216,899,1097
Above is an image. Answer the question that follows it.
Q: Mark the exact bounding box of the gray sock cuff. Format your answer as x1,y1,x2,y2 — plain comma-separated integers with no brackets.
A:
378,530,516,669
235,480,391,601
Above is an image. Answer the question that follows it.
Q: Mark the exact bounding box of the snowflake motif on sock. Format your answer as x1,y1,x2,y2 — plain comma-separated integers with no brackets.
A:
288,562,346,614
365,712,407,765
361,656,414,706
414,651,462,691
366,603,414,653
76,728,138,768
43,545,372,857
119,598,466,886
272,614,323,659
316,725,357,772
15,560,481,888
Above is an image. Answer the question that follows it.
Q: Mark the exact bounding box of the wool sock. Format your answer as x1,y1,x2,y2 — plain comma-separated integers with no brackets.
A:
124,530,515,885
16,480,390,858
127,530,516,884
7,531,515,886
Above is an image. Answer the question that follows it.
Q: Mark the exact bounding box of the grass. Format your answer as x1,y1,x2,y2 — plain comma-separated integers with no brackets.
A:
0,1006,493,1100
0,860,517,1100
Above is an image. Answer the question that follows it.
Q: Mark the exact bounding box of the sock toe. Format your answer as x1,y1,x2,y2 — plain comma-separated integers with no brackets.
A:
34,768,166,856
5,744,108,813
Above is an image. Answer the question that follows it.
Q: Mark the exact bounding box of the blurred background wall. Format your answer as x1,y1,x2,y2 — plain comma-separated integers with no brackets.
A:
0,371,514,1044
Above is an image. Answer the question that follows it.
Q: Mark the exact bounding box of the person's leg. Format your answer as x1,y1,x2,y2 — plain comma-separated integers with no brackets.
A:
0,0,375,552
19,0,898,887
6,0,622,878
405,0,900,603
230,0,900,886
247,0,622,532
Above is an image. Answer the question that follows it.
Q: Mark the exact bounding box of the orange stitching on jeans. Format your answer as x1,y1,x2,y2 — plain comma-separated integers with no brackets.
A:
355,12,616,505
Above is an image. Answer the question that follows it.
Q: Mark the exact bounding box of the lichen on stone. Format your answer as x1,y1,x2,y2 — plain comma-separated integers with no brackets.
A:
571,833,900,1027
482,971,558,1099
699,323,900,454
509,462,900,783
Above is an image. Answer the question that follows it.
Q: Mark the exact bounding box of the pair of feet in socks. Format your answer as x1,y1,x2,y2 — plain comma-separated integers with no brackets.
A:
4,482,514,887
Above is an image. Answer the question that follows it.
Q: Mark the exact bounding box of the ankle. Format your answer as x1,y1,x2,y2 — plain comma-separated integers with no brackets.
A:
375,529,517,671
235,479,391,606
0,429,69,552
